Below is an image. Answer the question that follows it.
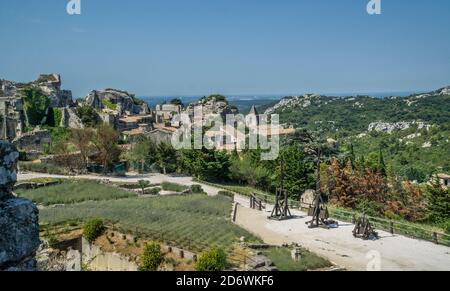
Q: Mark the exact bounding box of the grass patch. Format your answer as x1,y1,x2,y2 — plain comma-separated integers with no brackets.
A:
18,177,66,184
161,182,189,193
39,194,261,252
19,161,68,175
16,180,137,206
261,247,332,271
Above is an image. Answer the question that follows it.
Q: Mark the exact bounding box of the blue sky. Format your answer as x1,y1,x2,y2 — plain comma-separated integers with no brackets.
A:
1,0,449,98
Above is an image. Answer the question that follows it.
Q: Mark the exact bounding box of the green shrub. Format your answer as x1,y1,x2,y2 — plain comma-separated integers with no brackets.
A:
196,246,227,271
83,219,105,243
76,104,99,127
21,86,51,126
190,184,204,194
139,242,164,271
145,187,161,195
138,180,151,195
102,98,117,110
54,108,63,127
218,191,234,198
161,182,189,193
355,199,384,217
18,161,68,175
443,220,450,234
47,235,59,248
47,108,63,127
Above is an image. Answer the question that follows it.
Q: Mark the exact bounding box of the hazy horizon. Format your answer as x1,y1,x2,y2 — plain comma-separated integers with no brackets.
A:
1,0,449,98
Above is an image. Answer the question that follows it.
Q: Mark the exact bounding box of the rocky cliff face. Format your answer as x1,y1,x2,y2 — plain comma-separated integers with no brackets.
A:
0,141,40,271
34,74,73,107
186,95,238,120
0,74,73,107
85,89,150,116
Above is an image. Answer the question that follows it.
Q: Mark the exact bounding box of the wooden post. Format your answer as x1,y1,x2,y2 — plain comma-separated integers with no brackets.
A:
233,203,238,222
433,232,438,244
390,221,394,235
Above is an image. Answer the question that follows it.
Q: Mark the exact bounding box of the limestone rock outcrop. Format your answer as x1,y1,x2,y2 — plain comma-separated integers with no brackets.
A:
0,74,73,107
0,141,40,271
34,74,73,107
186,95,238,121
85,89,150,116
60,107,84,129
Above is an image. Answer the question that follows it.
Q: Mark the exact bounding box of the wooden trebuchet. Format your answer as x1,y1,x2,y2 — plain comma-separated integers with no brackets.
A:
353,214,379,240
269,188,293,220
306,193,338,229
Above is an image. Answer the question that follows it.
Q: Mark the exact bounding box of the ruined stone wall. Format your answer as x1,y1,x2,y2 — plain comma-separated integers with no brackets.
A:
60,107,84,129
0,141,40,271
0,97,25,140
12,129,51,152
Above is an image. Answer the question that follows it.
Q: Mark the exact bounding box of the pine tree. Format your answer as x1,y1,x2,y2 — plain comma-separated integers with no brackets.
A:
377,147,387,176
426,176,450,223
349,143,356,169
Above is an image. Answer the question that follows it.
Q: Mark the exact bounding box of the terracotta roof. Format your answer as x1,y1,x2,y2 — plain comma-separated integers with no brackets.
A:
119,114,153,123
122,128,146,136
153,125,178,133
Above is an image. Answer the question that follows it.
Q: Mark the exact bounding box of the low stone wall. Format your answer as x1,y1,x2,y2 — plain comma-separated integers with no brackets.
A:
82,238,138,271
163,245,197,262
12,129,51,152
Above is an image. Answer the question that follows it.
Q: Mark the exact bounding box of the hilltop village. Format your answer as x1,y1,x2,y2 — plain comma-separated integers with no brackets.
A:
0,74,293,157
1,74,449,272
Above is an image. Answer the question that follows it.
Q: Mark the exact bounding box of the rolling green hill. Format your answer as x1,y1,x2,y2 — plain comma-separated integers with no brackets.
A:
267,88,450,179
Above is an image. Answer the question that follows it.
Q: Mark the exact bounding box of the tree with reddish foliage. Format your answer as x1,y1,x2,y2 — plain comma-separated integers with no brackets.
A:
385,179,426,222
328,159,359,208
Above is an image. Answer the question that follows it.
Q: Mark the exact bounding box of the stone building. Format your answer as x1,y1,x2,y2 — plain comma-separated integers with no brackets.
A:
154,104,182,126
437,173,450,187
147,126,177,144
0,96,25,140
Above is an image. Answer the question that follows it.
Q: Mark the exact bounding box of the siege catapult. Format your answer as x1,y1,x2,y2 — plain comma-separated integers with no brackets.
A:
269,160,293,220
353,214,378,240
306,192,337,229
269,188,293,220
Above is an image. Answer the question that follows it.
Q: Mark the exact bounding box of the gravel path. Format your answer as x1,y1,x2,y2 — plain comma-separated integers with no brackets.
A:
233,195,450,271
